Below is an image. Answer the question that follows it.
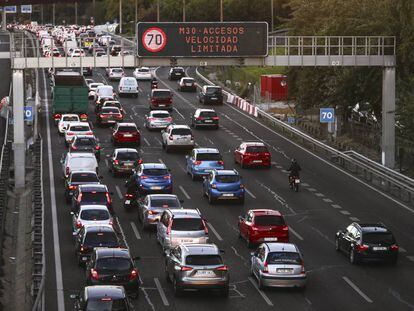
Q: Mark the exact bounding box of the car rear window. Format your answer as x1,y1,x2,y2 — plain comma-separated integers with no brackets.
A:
363,232,395,244
113,46,122,51
142,169,168,176
112,69,123,73
254,215,285,226
139,68,150,72
104,103,121,109
122,79,136,86
98,88,113,96
199,111,217,118
84,231,118,247
153,90,171,99
62,116,79,121
117,152,139,161
152,113,170,118
205,87,221,95
96,257,132,271
74,138,96,146
185,255,223,266
196,153,222,161
151,198,180,208
215,175,239,183
182,78,194,83
86,299,128,311
173,68,184,73
70,158,96,169
81,192,107,203
117,126,136,132
69,125,89,132
246,146,268,153
171,128,191,136
102,108,119,114
266,252,302,265
171,218,204,231
80,209,109,221
71,173,99,183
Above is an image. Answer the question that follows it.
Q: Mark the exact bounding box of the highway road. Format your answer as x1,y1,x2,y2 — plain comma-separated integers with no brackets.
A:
37,63,414,311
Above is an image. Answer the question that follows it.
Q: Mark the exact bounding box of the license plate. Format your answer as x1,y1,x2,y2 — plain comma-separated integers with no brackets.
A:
211,97,217,100
205,120,213,123
264,237,278,241
295,179,300,184
222,193,234,197
124,163,133,167
276,268,293,274
125,200,130,204
180,239,193,243
253,160,262,163
82,256,87,261
373,246,387,251
124,134,132,137
158,104,166,107
195,270,215,277
152,186,162,190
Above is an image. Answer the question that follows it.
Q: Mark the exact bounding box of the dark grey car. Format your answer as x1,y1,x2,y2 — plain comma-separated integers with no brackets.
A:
138,194,183,229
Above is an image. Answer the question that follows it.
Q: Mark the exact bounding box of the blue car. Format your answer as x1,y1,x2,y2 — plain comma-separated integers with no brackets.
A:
202,169,245,204
186,148,224,180
130,163,173,195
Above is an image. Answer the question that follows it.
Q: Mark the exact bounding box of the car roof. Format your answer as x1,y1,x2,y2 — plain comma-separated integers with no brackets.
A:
85,285,126,300
250,209,282,217
115,148,138,153
196,108,215,113
101,106,120,111
153,88,170,92
172,66,184,70
194,148,220,154
67,152,96,159
137,66,150,70
170,124,190,129
94,247,130,259
61,113,79,117
78,184,108,192
73,135,95,139
169,209,200,218
205,85,221,88
70,170,98,176
117,122,136,127
83,224,115,232
147,194,178,200
214,169,238,176
150,110,169,115
181,243,219,256
358,223,390,233
141,163,167,169
79,205,109,211
242,141,266,147
68,122,90,127
264,242,298,253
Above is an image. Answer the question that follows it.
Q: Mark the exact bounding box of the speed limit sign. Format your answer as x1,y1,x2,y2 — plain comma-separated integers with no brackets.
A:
142,27,167,53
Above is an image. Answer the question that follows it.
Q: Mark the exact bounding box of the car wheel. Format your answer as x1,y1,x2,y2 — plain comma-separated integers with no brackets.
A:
208,192,214,205
246,236,252,248
240,160,245,169
335,238,340,251
258,276,265,290
221,286,229,297
165,263,171,283
191,171,197,181
349,248,358,264
173,278,183,297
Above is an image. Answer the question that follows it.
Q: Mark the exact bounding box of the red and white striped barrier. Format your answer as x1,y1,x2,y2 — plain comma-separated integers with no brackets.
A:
226,93,258,117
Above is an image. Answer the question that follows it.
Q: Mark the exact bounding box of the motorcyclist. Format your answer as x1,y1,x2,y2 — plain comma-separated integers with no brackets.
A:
151,77,158,89
287,158,301,186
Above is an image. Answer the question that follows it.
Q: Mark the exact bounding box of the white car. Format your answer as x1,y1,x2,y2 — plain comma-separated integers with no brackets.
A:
95,85,115,105
88,82,104,100
106,68,125,81
118,77,138,97
71,204,112,236
144,110,172,130
70,48,85,57
133,67,152,80
64,122,93,145
61,152,98,179
58,114,80,134
161,124,194,152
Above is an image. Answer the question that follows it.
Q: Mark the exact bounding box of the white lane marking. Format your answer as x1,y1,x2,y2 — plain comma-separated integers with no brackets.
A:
173,107,185,119
315,193,325,197
289,226,304,241
236,137,243,141
43,67,66,310
155,137,163,146
407,256,414,262
154,278,170,306
130,221,141,240
302,183,310,187
105,159,109,167
332,204,342,209
158,158,164,164
248,277,273,306
115,185,123,200
179,185,191,199
398,246,406,253
129,115,134,120
349,217,360,222
140,287,156,311
245,188,256,199
343,276,373,303
340,210,351,215
323,198,333,202
144,137,151,146
308,188,317,192
207,223,223,241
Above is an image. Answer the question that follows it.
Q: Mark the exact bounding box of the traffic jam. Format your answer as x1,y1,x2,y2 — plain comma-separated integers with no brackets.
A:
21,23,402,310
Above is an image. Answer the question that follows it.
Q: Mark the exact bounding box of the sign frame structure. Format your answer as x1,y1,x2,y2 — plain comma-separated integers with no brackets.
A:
21,5,32,14
24,106,33,122
136,22,268,58
4,6,17,13
320,108,335,123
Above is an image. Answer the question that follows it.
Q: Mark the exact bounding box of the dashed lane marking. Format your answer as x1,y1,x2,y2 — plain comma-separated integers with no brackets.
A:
105,159,109,167
340,210,351,215
289,226,304,241
302,183,310,187
308,188,317,192
158,158,164,164
207,223,223,241
155,137,163,146
343,276,373,303
144,138,151,146
323,198,333,203
115,185,123,200
315,193,325,197
179,185,191,200
154,278,170,306
245,188,256,199
407,256,414,262
248,277,274,306
332,204,342,209
130,221,141,240
398,246,407,253
349,217,360,222
173,107,185,119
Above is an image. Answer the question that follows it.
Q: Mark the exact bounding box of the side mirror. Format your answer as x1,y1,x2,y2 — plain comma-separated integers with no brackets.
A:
179,199,184,204
220,249,225,254
238,215,244,221
69,294,79,299
70,212,74,215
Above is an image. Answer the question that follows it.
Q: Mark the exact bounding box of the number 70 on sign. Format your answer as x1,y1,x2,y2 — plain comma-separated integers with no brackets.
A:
320,108,335,123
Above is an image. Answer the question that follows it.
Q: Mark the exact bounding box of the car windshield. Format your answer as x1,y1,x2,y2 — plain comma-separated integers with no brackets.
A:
69,125,89,132
363,232,395,244
104,103,121,109
122,79,136,86
254,215,285,226
266,252,302,265
81,192,107,203
246,146,268,153
74,138,96,146
196,153,222,161
102,108,120,114
185,255,223,266
86,299,128,311
199,111,217,118
205,87,221,95
142,169,168,176
80,209,109,221
215,175,239,183
62,116,79,121
84,231,118,247
117,152,139,161
96,257,132,271
171,218,204,231
71,173,99,183
153,90,171,99
152,113,170,118
171,128,191,136
150,198,180,208
118,126,136,132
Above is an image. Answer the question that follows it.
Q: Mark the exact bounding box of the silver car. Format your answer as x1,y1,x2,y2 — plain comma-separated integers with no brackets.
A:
161,124,195,152
156,209,209,253
144,110,173,130
250,242,307,289
165,243,229,297
138,194,183,229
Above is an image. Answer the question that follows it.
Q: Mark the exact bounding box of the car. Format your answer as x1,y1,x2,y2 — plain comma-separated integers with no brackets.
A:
161,124,194,152
74,225,120,265
202,169,245,204
88,42,100,53
95,51,107,57
165,243,229,297
71,184,113,214
69,135,101,160
96,106,123,126
157,209,209,253
185,148,224,180
178,77,196,92
335,222,399,264
64,122,93,146
144,110,172,130
71,48,86,57
107,68,125,80
112,123,140,146
138,194,183,229
88,82,104,100
109,148,142,177
110,45,122,56
168,67,185,80
58,114,80,134
133,67,152,80
191,108,219,129
238,209,289,247
85,78,95,87
71,205,113,236
149,89,173,111
85,248,140,298
82,66,93,76
250,242,306,289
72,285,133,311
64,171,101,202
95,85,115,110
118,77,138,97
102,100,125,115
234,142,271,168
127,163,172,196
198,85,223,105
61,152,98,179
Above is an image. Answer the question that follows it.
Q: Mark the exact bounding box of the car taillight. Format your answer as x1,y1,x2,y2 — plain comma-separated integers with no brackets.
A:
390,244,399,251
80,245,88,253
106,193,112,204
91,269,99,280
125,193,134,198
76,220,83,229
141,175,148,179
65,167,70,175
86,131,93,135
71,146,77,150
216,265,228,271
163,175,171,180
54,114,61,120
129,268,138,280
181,266,192,271
264,152,270,156
282,225,289,231
68,185,76,190
357,244,369,252
212,116,219,120
211,184,217,189
137,159,143,164
194,161,202,165
217,160,224,165
196,117,204,121
148,210,158,215
202,220,209,235
95,145,100,150
80,114,87,121
148,117,155,121
263,261,268,273
114,159,119,165
166,117,172,122
168,135,173,140
67,132,75,136
300,261,306,274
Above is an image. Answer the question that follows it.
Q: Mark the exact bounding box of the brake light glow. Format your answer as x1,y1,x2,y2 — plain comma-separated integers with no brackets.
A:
65,167,70,175
54,114,61,120
91,269,99,280
114,159,119,165
163,175,171,180
196,117,204,121
80,245,87,253
76,220,82,229
390,244,399,251
148,210,158,215
357,244,369,252
282,225,289,231
125,193,134,198
194,161,202,165
216,265,228,271
68,185,76,190
141,175,148,179
181,266,192,271
67,132,75,136
217,160,224,165
138,159,143,164
202,219,209,235
71,146,77,150
263,261,268,273
129,268,138,280
300,261,306,274
95,145,100,150
106,193,112,204
212,116,219,120
80,114,88,120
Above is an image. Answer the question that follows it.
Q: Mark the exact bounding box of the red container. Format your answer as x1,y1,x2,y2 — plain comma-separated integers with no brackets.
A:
261,74,288,101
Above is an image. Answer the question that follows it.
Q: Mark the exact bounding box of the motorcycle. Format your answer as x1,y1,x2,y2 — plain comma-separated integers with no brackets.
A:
289,175,300,192
151,80,158,89
123,192,136,211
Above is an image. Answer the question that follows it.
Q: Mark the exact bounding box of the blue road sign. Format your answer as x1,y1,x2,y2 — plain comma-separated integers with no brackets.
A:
24,106,33,122
21,5,32,14
320,108,335,123
287,116,295,124
4,6,17,13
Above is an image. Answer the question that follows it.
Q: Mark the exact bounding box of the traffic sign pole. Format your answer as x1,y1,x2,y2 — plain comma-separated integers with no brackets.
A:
13,70,25,188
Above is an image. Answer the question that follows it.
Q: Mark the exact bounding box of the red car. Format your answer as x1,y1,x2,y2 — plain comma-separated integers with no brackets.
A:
234,142,271,168
96,107,123,126
149,89,173,111
112,122,140,146
238,209,289,247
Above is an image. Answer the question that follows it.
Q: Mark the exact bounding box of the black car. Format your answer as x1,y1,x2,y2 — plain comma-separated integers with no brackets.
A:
69,135,101,161
191,108,219,129
86,248,140,298
64,171,101,202
109,148,142,177
198,85,223,105
75,225,120,265
72,285,133,311
72,184,113,214
335,222,399,264
168,67,185,80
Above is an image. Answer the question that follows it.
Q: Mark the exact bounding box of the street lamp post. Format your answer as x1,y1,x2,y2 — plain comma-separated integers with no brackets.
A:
157,0,160,22
135,0,138,27
183,0,186,22
119,0,122,34
270,0,274,32
220,0,223,21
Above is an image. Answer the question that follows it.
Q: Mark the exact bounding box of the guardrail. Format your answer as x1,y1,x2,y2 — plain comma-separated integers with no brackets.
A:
195,68,414,205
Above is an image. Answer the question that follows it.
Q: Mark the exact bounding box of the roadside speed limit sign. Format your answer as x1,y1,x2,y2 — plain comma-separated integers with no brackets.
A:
142,27,167,53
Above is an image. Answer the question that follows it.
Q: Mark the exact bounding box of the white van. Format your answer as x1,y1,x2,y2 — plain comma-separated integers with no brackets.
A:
118,77,138,97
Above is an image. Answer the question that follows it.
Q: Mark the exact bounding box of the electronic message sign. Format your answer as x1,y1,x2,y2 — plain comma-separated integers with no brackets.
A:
137,22,268,57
